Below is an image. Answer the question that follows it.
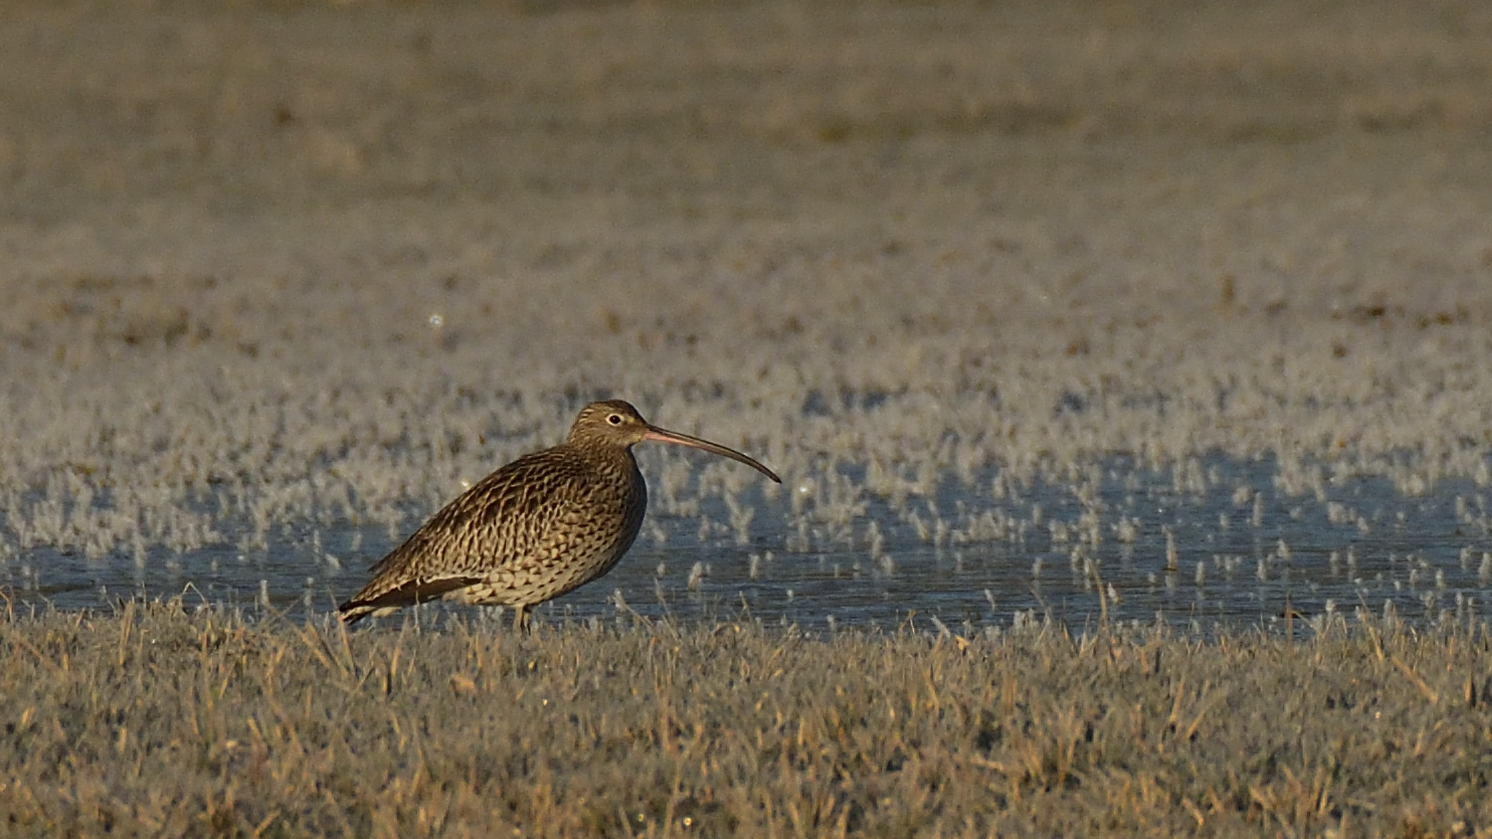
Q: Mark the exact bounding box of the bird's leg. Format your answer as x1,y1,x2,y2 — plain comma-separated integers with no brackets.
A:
513,605,531,634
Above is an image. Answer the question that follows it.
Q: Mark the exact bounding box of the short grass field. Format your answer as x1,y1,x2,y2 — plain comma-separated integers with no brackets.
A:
2,603,1489,838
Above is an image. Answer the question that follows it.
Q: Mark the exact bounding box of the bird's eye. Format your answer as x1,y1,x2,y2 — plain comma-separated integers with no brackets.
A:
607,414,623,425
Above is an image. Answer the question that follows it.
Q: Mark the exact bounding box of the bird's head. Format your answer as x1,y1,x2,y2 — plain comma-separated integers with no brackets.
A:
568,399,780,483
569,400,652,448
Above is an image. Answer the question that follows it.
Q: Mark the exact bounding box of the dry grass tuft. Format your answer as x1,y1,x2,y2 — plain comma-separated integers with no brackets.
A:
2,601,1490,837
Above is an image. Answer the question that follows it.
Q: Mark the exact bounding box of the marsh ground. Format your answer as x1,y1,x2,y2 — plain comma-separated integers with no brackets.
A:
3,2,1492,832
2,604,1491,837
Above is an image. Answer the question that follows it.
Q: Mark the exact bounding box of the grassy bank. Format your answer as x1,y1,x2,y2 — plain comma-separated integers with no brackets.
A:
1,602,1489,837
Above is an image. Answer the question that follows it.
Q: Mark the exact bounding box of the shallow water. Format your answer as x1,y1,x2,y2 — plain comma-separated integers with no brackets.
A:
8,453,1491,634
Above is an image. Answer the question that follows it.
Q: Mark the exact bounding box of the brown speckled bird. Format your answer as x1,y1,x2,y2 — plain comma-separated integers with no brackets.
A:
337,399,780,630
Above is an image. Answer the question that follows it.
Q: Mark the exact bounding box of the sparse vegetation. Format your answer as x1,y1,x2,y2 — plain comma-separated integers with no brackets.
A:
2,601,1489,837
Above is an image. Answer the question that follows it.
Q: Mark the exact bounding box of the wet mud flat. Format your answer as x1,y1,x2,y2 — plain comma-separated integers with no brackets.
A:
2,603,1490,837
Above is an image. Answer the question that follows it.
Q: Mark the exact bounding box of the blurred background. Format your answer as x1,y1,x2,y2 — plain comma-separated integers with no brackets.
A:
2,0,1491,630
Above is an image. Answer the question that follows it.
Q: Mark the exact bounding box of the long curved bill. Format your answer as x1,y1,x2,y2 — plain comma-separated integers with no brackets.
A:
642,424,782,483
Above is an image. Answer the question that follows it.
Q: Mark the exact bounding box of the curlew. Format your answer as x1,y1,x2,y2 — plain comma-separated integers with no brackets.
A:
338,399,780,630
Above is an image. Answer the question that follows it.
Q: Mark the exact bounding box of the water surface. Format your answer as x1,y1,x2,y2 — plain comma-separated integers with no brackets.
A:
8,454,1490,635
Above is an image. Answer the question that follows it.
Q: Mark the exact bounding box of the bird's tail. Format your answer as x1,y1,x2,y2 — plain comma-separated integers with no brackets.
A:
336,576,479,625
336,600,376,624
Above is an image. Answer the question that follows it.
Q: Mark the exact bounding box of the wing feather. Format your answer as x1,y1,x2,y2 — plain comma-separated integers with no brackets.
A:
338,447,596,620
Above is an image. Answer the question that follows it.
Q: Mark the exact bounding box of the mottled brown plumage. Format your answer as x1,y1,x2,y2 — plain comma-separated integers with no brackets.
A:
337,400,780,630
